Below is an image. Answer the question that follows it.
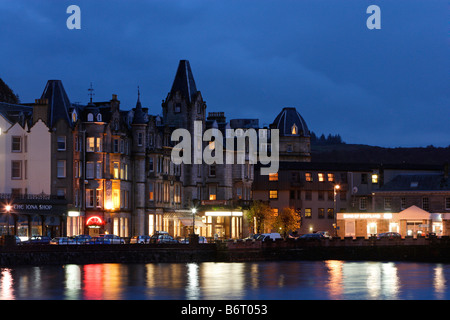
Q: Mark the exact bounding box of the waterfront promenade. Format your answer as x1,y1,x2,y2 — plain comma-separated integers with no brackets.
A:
1,236,450,266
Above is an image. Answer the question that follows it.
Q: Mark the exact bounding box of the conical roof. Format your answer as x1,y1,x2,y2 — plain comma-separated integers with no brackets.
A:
40,80,73,128
169,60,198,103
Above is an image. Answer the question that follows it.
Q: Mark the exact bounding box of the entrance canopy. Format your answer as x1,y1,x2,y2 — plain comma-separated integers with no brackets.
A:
398,205,431,220
179,218,206,227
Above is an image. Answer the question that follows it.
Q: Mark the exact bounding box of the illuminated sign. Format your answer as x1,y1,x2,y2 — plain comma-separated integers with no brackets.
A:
342,213,392,219
204,211,243,217
86,216,104,227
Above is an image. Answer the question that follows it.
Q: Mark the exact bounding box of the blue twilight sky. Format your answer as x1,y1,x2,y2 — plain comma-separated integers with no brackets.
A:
0,0,448,147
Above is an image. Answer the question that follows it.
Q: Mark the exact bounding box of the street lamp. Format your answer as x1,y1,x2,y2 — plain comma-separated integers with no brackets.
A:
5,205,12,236
191,208,197,235
334,184,340,237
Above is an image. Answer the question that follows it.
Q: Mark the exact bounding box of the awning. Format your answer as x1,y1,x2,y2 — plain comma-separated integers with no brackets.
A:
178,218,206,227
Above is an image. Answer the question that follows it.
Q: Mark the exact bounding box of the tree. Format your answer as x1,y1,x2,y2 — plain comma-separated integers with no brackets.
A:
246,201,275,235
273,207,301,238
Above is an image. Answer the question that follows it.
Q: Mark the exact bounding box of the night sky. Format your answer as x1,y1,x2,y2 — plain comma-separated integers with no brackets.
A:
0,0,448,147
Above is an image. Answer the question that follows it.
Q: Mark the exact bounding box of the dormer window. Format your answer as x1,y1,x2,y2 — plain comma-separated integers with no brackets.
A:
97,113,102,122
87,113,94,121
72,110,77,123
291,124,298,135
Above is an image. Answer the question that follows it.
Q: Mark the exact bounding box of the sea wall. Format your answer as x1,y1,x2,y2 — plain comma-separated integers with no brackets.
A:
2,237,450,266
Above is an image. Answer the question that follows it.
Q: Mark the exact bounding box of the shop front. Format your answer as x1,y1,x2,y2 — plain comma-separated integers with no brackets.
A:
337,205,449,238
0,196,67,239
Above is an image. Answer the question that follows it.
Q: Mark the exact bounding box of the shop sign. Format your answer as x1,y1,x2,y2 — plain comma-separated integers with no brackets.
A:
13,204,53,211
342,213,392,219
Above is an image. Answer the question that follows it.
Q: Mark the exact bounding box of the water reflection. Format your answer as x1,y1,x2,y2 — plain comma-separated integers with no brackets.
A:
0,261,449,300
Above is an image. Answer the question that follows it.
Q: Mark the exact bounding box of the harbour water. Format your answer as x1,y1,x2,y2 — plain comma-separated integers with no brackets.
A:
1,260,449,300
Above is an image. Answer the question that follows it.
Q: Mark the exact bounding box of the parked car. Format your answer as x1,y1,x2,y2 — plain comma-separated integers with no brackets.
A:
50,237,76,245
179,236,208,244
73,235,92,244
244,234,261,240
90,234,125,244
316,231,331,238
22,236,51,245
257,233,282,241
377,232,402,239
300,233,324,240
151,233,178,244
130,235,151,244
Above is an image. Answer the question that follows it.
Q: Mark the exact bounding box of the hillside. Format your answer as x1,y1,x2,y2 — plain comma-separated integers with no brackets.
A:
311,143,450,165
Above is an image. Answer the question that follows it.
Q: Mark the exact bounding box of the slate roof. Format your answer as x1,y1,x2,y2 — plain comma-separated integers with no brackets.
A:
271,107,309,137
0,102,33,128
377,173,450,192
169,60,198,103
40,80,74,128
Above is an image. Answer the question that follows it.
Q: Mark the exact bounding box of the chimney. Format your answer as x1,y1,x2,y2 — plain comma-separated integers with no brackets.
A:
33,98,49,125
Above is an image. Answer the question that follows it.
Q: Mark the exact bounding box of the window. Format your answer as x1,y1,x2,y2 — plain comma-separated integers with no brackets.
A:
359,197,367,210
57,136,66,151
318,190,324,201
361,173,368,184
96,189,103,208
318,208,325,219
318,173,325,182
305,208,312,219
384,197,392,210
57,160,66,178
209,165,216,177
11,136,21,152
269,190,278,199
174,184,181,203
149,158,154,172
327,173,334,182
96,137,102,152
113,162,119,179
422,197,429,211
86,137,95,152
269,173,278,181
305,172,312,182
87,113,94,121
149,183,154,201
305,190,312,201
286,144,293,152
209,185,217,201
57,189,66,199
291,124,298,135
97,114,102,122
372,174,378,184
96,162,102,179
445,197,450,210
11,161,22,179
175,103,181,113
401,197,406,210
86,189,95,208
86,162,94,179
273,208,279,216
327,208,334,219
113,139,119,153
138,132,143,146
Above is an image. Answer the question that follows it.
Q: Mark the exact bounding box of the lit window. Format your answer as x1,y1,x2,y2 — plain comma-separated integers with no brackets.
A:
305,208,312,219
86,137,95,152
113,162,119,179
269,190,278,199
273,208,279,216
318,173,325,182
269,173,278,181
291,124,298,135
327,173,334,182
372,174,378,184
305,173,312,182
209,185,217,200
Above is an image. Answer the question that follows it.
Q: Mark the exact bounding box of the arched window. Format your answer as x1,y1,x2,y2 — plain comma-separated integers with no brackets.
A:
87,113,94,121
291,124,298,135
97,113,102,122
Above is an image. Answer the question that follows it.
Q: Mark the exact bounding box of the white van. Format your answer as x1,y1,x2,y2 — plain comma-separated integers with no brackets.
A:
257,233,282,241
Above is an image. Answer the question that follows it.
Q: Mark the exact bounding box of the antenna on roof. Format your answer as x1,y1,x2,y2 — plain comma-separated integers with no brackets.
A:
88,82,95,104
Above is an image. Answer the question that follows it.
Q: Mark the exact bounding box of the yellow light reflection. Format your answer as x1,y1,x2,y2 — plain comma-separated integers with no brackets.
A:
325,260,343,299
0,269,14,300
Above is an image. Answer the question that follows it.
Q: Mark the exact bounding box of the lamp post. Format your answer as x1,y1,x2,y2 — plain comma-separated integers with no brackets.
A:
5,205,12,236
334,184,340,237
191,208,197,235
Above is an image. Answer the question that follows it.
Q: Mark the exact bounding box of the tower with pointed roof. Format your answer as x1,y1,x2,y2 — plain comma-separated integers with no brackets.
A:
270,107,311,162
